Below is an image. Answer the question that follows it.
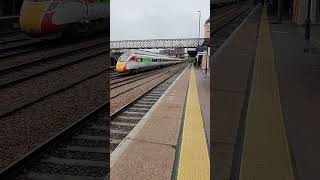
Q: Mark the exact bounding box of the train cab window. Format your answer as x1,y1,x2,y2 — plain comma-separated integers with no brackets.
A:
118,53,130,62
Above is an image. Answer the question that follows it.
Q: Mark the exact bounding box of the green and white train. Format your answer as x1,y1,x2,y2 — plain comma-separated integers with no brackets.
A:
115,50,184,73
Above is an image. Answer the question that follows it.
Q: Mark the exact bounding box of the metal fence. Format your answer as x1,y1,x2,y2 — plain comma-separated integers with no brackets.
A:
110,38,209,49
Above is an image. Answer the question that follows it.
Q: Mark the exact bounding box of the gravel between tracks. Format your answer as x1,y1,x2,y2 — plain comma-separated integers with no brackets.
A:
110,64,184,114
0,46,106,86
0,54,107,116
110,68,171,97
0,67,107,170
0,37,106,69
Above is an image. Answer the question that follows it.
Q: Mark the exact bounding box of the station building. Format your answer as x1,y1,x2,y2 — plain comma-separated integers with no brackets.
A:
200,18,210,71
268,0,320,25
292,0,320,25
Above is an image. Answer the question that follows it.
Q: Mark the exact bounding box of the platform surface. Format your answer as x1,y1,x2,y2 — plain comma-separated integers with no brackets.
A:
110,66,191,180
239,8,294,179
211,5,261,180
212,4,320,179
194,67,210,146
177,66,210,180
270,15,320,180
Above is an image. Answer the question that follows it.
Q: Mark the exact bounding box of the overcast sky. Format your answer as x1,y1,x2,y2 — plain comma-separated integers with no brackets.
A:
110,0,210,41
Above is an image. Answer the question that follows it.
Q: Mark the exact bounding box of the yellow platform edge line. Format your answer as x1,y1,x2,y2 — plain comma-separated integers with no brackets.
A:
239,7,294,180
177,66,210,180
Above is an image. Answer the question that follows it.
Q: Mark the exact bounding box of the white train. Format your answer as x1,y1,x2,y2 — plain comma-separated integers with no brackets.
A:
115,50,184,73
19,0,108,37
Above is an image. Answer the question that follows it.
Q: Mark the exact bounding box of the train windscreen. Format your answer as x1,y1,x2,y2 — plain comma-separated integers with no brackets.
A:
118,53,130,62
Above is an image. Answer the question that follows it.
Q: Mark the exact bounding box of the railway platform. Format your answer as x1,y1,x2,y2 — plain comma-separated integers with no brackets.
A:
212,4,320,180
110,65,210,179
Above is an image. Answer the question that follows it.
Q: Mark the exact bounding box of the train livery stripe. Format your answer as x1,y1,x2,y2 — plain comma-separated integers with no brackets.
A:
20,1,49,33
239,8,294,179
177,66,210,180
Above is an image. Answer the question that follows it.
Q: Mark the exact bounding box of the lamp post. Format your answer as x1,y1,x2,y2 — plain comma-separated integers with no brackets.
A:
305,0,312,40
278,0,282,23
205,47,208,75
197,10,201,46
197,10,201,67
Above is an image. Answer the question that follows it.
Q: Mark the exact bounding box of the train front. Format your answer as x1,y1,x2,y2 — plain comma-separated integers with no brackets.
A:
20,0,61,36
116,53,130,73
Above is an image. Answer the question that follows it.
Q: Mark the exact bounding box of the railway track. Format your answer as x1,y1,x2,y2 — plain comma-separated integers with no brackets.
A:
0,103,108,180
0,41,109,118
0,63,188,180
0,63,180,120
110,64,181,87
213,2,252,34
0,33,107,59
213,2,255,53
0,41,108,89
111,65,182,98
0,30,21,38
0,33,108,172
0,38,43,58
0,34,30,45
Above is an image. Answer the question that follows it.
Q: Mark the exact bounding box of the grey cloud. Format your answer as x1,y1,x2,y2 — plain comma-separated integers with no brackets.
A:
111,0,209,41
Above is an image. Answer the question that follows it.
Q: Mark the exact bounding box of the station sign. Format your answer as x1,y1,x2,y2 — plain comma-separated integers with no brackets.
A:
196,46,207,52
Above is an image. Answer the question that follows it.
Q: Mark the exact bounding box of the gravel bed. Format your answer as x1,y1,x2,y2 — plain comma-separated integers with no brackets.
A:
126,108,149,113
110,67,174,97
213,4,254,54
23,162,107,177
110,67,167,85
46,150,107,161
110,144,119,152
93,120,108,127
0,54,107,117
0,46,106,86
113,117,141,123
0,71,106,170
0,37,106,69
0,37,28,46
110,124,134,132
0,34,27,43
80,128,108,136
110,133,128,140
0,39,38,50
67,139,106,148
110,64,184,114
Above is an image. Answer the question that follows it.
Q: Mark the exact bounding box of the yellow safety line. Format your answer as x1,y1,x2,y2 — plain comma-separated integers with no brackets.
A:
177,66,210,180
239,8,294,180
